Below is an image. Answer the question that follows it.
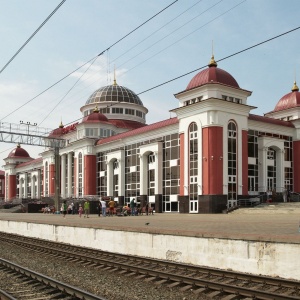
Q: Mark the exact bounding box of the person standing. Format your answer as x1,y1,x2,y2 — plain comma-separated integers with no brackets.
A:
84,200,90,218
130,198,135,216
71,202,75,214
97,201,102,217
62,201,67,218
283,188,287,203
100,198,106,217
145,202,149,215
78,204,83,217
108,198,115,216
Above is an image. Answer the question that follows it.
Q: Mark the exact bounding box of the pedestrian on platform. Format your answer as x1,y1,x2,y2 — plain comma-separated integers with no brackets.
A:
71,202,75,214
97,201,102,217
78,204,83,217
108,198,115,216
100,198,106,217
84,200,90,218
283,188,287,202
62,201,67,218
130,198,135,216
287,189,291,202
145,202,149,215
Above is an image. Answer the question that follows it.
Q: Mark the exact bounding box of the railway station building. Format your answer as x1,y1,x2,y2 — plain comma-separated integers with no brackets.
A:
2,56,300,213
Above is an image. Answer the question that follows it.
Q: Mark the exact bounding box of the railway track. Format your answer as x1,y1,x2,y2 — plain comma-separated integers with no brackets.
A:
0,232,299,300
0,258,106,300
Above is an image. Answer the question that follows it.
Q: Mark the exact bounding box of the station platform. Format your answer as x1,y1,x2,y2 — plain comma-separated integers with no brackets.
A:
0,203,300,281
0,204,299,243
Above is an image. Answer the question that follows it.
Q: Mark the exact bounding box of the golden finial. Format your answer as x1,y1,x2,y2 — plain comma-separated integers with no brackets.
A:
59,118,64,128
208,40,217,67
292,80,299,92
113,65,117,86
93,105,99,113
17,143,21,148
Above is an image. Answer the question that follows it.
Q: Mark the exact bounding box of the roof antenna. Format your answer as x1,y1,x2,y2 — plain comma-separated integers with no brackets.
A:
208,40,217,67
292,68,299,91
113,65,117,86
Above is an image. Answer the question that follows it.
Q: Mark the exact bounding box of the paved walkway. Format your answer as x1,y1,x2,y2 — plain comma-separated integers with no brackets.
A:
1,203,300,244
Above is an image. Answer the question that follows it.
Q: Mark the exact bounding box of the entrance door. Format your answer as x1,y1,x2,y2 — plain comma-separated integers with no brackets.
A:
248,176,256,195
267,177,274,191
190,200,198,213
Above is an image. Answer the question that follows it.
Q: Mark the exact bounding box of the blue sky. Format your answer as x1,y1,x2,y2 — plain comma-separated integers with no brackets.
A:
0,0,300,163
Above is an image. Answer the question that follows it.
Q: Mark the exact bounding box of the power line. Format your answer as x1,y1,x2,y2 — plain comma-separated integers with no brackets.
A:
0,0,179,122
117,0,224,70
112,0,203,63
137,25,300,96
120,0,244,76
0,0,67,75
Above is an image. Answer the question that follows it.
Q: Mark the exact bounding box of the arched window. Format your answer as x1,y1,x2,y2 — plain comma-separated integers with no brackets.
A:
228,122,237,202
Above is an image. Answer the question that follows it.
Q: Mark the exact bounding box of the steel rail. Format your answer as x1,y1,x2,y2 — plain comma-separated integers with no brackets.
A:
1,232,299,299
0,258,106,300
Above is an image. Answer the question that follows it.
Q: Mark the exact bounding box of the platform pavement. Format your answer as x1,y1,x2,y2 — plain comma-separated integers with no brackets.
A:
0,203,300,244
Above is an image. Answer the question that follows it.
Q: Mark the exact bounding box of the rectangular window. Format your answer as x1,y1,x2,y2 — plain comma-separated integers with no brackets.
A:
112,107,123,114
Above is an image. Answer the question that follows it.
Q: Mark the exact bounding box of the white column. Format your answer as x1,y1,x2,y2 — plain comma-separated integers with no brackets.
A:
276,149,285,193
37,170,41,199
154,149,163,195
107,160,114,196
61,154,66,198
118,152,125,197
258,146,268,193
139,154,148,195
67,153,72,197
24,174,28,198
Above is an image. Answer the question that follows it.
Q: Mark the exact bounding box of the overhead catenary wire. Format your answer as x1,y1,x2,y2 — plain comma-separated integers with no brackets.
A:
0,0,179,122
0,0,67,75
39,24,300,134
137,25,300,95
120,0,245,76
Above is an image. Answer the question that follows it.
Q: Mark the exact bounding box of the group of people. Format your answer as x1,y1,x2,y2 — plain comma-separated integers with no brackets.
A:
59,198,153,218
266,188,292,203
96,198,115,217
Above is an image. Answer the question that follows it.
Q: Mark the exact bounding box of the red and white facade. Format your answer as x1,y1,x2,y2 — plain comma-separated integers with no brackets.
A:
2,56,300,213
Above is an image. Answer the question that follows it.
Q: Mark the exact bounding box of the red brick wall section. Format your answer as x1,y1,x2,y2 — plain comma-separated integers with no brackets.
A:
242,130,248,194
179,133,185,195
8,175,16,200
293,141,300,193
202,126,223,194
84,155,96,195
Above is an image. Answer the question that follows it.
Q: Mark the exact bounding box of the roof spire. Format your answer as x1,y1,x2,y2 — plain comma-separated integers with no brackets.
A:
113,65,117,86
59,118,64,128
292,80,299,92
17,143,21,148
93,105,99,113
208,40,217,67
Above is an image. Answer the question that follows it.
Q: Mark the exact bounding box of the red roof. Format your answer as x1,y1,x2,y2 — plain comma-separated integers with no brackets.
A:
82,111,109,123
273,90,300,112
16,157,42,168
0,170,4,176
97,117,179,145
249,114,294,128
186,66,239,91
108,119,146,130
8,146,30,158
